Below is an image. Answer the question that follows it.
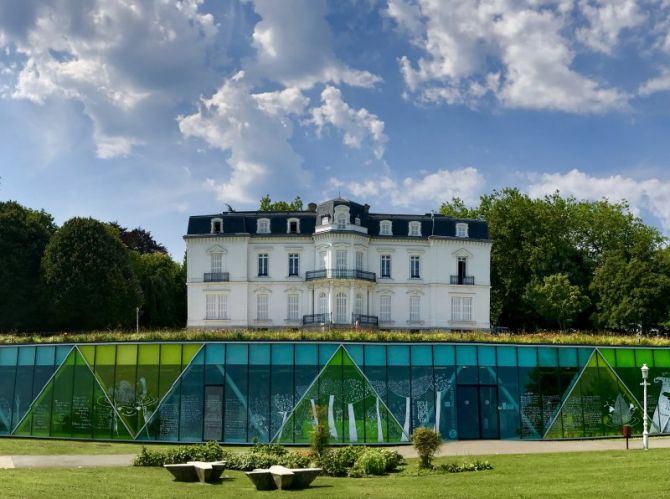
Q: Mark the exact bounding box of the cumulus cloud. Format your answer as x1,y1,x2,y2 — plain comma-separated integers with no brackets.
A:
246,0,381,89
527,169,670,233
331,167,485,208
577,0,645,54
178,72,309,204
0,0,219,158
311,86,387,159
389,0,628,113
639,68,670,96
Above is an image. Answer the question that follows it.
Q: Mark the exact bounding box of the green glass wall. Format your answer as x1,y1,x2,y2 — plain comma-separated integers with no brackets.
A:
0,341,667,443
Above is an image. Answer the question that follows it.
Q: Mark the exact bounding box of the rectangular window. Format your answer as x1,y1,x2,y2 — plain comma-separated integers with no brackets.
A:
409,222,421,236
456,223,468,238
336,250,347,270
409,295,421,322
380,254,391,278
288,253,299,276
211,253,222,273
410,255,420,278
257,294,269,320
258,253,268,277
451,296,473,322
380,295,391,322
356,251,364,271
319,251,327,270
206,294,227,320
287,294,299,320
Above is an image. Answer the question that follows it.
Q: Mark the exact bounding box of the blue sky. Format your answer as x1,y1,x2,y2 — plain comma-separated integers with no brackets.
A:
3,0,670,256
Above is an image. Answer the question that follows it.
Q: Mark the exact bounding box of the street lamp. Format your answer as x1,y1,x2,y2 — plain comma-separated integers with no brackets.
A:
641,363,649,450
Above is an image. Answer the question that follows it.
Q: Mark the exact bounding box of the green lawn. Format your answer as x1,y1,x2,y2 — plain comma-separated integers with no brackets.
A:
1,449,669,498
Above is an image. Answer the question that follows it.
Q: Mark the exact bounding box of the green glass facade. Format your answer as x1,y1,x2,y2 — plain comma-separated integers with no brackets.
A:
0,342,667,443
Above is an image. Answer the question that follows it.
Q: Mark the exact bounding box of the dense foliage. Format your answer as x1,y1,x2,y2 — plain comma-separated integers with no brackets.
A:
259,194,304,211
0,201,56,331
411,427,442,469
0,201,185,332
441,189,670,332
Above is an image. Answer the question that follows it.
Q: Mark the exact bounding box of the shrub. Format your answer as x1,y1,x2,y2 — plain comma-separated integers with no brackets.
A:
310,405,330,460
412,427,442,469
378,449,405,472
350,449,388,477
436,459,493,473
320,446,365,477
250,442,287,456
133,441,224,467
218,449,311,471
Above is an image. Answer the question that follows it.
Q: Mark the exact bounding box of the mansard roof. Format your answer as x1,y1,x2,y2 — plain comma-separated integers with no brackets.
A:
186,198,489,240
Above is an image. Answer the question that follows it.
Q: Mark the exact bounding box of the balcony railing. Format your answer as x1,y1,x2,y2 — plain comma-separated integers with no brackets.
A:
204,272,230,282
303,313,330,325
450,275,474,285
305,268,376,282
352,314,379,327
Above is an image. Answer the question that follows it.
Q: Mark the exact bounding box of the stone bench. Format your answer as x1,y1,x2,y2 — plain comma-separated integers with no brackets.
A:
245,465,322,490
164,461,226,484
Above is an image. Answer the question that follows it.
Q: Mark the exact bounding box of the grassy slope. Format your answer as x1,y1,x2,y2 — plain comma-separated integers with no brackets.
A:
1,329,669,346
1,450,668,498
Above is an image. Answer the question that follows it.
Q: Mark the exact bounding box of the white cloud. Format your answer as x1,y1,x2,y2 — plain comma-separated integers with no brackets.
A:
576,0,645,54
1,0,219,158
639,68,670,96
311,86,387,159
527,169,670,233
389,0,628,113
246,0,381,89
178,72,308,204
252,87,309,117
332,167,485,208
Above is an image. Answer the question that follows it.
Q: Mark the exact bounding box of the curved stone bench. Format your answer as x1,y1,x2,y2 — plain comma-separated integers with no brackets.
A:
245,465,322,490
164,461,226,484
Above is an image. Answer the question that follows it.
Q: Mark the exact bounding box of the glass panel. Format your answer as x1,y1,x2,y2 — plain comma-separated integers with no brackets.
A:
457,386,479,439
615,349,635,368
136,345,160,436
478,346,496,367
434,366,457,439
518,366,542,439
138,344,159,365
296,344,317,366
203,385,224,441
497,346,516,367
578,348,593,367
35,346,55,366
599,348,616,367
0,347,18,366
411,345,432,366
364,345,386,366
497,366,520,439
50,351,75,438
654,349,670,368
319,344,338,366
0,362,16,433
227,344,248,365
182,344,202,366
179,351,204,442
559,348,578,368
456,346,476,366
388,346,409,366
433,345,455,366
116,344,137,365
271,344,292,365
479,386,499,438
55,346,72,366
206,344,225,365
411,365,434,432
224,347,248,443
71,351,94,438
538,348,558,367
636,349,654,368
18,346,36,366
248,362,271,442
517,347,537,367
250,344,270,365
346,345,364,366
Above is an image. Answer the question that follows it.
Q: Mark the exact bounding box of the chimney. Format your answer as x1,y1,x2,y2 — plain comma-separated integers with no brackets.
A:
307,202,317,212
363,203,370,214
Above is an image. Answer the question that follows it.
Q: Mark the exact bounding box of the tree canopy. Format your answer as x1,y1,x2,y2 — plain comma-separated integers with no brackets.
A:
109,222,167,254
259,194,303,211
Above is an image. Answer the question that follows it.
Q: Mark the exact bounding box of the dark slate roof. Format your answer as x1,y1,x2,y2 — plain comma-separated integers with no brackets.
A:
186,199,489,240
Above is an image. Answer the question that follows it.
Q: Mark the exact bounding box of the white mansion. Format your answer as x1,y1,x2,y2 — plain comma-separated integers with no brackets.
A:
185,198,491,330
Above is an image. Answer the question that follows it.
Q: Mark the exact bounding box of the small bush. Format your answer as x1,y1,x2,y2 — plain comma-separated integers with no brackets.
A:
218,449,311,471
320,446,365,476
133,441,224,467
411,427,442,469
350,449,388,477
378,449,405,472
250,442,287,456
435,459,493,473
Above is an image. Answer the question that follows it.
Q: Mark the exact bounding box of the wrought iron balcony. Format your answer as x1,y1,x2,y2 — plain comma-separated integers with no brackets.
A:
204,272,230,282
450,275,475,285
305,268,376,282
352,314,379,327
303,313,330,325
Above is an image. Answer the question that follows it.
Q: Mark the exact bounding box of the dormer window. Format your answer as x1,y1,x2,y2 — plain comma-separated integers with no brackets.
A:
287,218,300,234
409,221,421,236
257,218,270,234
337,214,347,230
211,218,223,234
456,223,468,238
354,216,361,226
380,220,392,236
321,215,330,225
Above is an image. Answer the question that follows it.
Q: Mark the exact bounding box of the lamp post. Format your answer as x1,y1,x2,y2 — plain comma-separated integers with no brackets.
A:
641,363,649,450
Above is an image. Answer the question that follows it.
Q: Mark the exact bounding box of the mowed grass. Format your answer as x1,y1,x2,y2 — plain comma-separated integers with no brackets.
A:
0,437,250,456
2,449,670,498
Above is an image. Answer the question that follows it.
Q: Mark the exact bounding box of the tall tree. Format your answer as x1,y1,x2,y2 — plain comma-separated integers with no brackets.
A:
131,251,186,328
42,218,142,330
259,195,303,211
109,222,167,254
0,201,56,331
525,273,590,330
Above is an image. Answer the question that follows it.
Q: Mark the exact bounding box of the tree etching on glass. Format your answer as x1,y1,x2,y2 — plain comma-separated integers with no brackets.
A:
411,374,434,428
652,375,670,433
343,377,366,442
604,394,638,427
388,379,411,441
370,379,387,442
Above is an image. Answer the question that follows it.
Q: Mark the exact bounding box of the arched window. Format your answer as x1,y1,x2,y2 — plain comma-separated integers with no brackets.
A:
408,221,421,236
257,218,270,234
380,220,392,235
210,218,223,234
337,214,347,229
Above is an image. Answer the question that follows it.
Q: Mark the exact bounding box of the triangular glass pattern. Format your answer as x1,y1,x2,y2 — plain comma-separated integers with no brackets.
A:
273,345,407,444
544,350,643,439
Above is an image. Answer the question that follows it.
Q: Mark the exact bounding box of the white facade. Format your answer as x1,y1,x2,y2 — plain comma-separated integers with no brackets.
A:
185,200,491,330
